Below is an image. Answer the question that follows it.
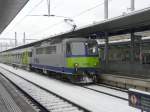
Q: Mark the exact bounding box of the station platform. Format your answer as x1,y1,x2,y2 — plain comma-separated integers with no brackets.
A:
0,73,37,112
99,73,150,92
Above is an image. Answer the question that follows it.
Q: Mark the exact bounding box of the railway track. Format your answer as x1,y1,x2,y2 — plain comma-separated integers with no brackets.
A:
81,84,128,101
0,66,90,112
43,75,129,101
95,83,128,93
0,64,128,102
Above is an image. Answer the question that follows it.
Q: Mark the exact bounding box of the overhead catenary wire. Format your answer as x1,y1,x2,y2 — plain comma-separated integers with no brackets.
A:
27,1,108,37
0,0,112,50
6,0,111,40
4,0,64,36
72,1,105,18
27,20,64,38
73,0,112,19
0,0,45,49
4,0,44,33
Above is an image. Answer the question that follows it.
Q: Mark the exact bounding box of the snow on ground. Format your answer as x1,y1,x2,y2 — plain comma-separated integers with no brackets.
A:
86,85,128,99
0,63,140,112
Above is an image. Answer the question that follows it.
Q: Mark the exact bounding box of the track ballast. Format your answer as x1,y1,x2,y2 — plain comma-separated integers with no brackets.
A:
0,66,90,112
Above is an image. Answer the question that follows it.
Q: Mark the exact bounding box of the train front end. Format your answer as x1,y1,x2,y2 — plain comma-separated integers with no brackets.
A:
65,38,100,83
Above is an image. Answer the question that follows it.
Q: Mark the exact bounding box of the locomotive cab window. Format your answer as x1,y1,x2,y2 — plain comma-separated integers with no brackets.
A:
66,42,86,56
85,42,98,56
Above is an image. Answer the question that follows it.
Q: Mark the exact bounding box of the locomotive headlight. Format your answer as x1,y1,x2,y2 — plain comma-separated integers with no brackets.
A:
94,62,99,66
74,63,79,72
74,63,79,68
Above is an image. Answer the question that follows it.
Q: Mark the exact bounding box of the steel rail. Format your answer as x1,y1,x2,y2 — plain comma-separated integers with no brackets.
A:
80,85,128,101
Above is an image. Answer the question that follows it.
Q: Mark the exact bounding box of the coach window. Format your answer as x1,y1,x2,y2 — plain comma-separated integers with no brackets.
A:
28,52,32,57
18,54,20,59
36,48,43,55
36,48,39,54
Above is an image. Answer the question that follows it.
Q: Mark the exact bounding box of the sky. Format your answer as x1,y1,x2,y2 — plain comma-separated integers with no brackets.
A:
1,0,150,49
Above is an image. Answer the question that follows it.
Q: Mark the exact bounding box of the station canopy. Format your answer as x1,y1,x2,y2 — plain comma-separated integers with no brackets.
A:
36,7,150,43
3,7,150,51
0,0,29,33
72,7,150,37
